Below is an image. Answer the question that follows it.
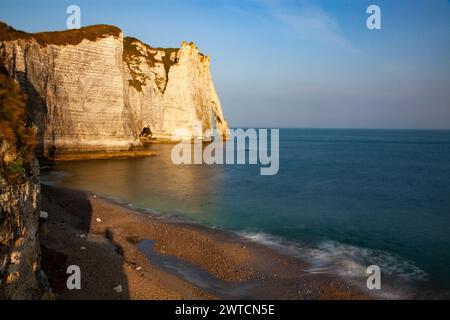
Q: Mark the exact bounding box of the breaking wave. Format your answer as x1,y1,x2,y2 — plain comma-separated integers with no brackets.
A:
237,231,428,298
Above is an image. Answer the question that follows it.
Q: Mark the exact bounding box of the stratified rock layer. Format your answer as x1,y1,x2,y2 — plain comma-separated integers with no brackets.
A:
0,22,229,157
0,141,49,299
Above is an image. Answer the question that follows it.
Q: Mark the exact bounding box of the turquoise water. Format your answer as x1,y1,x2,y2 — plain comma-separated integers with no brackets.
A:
41,129,450,298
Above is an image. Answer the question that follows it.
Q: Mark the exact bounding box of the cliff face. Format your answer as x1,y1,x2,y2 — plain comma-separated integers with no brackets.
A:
0,144,48,299
0,67,49,299
0,22,229,157
123,39,229,140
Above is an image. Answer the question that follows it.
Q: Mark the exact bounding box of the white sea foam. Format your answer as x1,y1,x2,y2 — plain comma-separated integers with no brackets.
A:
237,230,428,298
307,240,428,282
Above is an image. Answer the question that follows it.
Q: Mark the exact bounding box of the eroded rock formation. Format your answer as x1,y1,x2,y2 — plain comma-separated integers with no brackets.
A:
0,67,50,299
0,143,49,299
0,22,229,157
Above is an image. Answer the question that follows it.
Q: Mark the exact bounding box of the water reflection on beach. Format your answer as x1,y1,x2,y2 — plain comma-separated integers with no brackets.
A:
41,144,226,223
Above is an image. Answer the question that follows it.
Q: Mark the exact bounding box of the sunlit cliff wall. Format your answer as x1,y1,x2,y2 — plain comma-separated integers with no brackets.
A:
0,22,229,157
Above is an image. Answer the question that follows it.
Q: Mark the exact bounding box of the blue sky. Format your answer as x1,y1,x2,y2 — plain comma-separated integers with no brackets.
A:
1,0,449,129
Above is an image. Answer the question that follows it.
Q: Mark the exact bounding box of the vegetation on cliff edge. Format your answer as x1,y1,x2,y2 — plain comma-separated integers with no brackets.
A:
0,66,36,184
123,36,179,92
0,21,121,46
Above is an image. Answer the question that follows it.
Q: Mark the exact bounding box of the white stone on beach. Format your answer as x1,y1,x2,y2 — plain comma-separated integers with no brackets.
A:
96,218,102,223
136,267,142,271
40,211,49,219
113,285,123,293
79,234,86,238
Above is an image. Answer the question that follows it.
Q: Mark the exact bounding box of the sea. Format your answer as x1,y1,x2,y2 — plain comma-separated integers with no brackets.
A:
41,129,450,299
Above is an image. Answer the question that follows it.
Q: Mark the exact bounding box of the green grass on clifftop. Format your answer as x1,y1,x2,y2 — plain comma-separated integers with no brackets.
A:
0,21,121,46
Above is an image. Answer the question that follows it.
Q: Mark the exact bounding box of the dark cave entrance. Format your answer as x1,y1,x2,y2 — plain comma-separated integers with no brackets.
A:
140,126,152,138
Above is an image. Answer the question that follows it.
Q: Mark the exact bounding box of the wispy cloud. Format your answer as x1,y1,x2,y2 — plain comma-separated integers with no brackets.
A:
251,0,355,50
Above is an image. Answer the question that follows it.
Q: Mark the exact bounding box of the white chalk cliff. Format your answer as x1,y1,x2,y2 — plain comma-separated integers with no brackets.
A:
0,22,229,157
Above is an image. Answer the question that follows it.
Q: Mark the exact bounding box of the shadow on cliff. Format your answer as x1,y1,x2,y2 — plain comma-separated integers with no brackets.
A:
15,71,52,161
12,72,131,299
39,184,131,299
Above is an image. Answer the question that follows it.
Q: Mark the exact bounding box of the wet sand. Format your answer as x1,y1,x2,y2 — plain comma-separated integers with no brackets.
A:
39,184,369,300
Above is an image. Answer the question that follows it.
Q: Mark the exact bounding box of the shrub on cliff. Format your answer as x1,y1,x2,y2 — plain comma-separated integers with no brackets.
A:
0,66,36,183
